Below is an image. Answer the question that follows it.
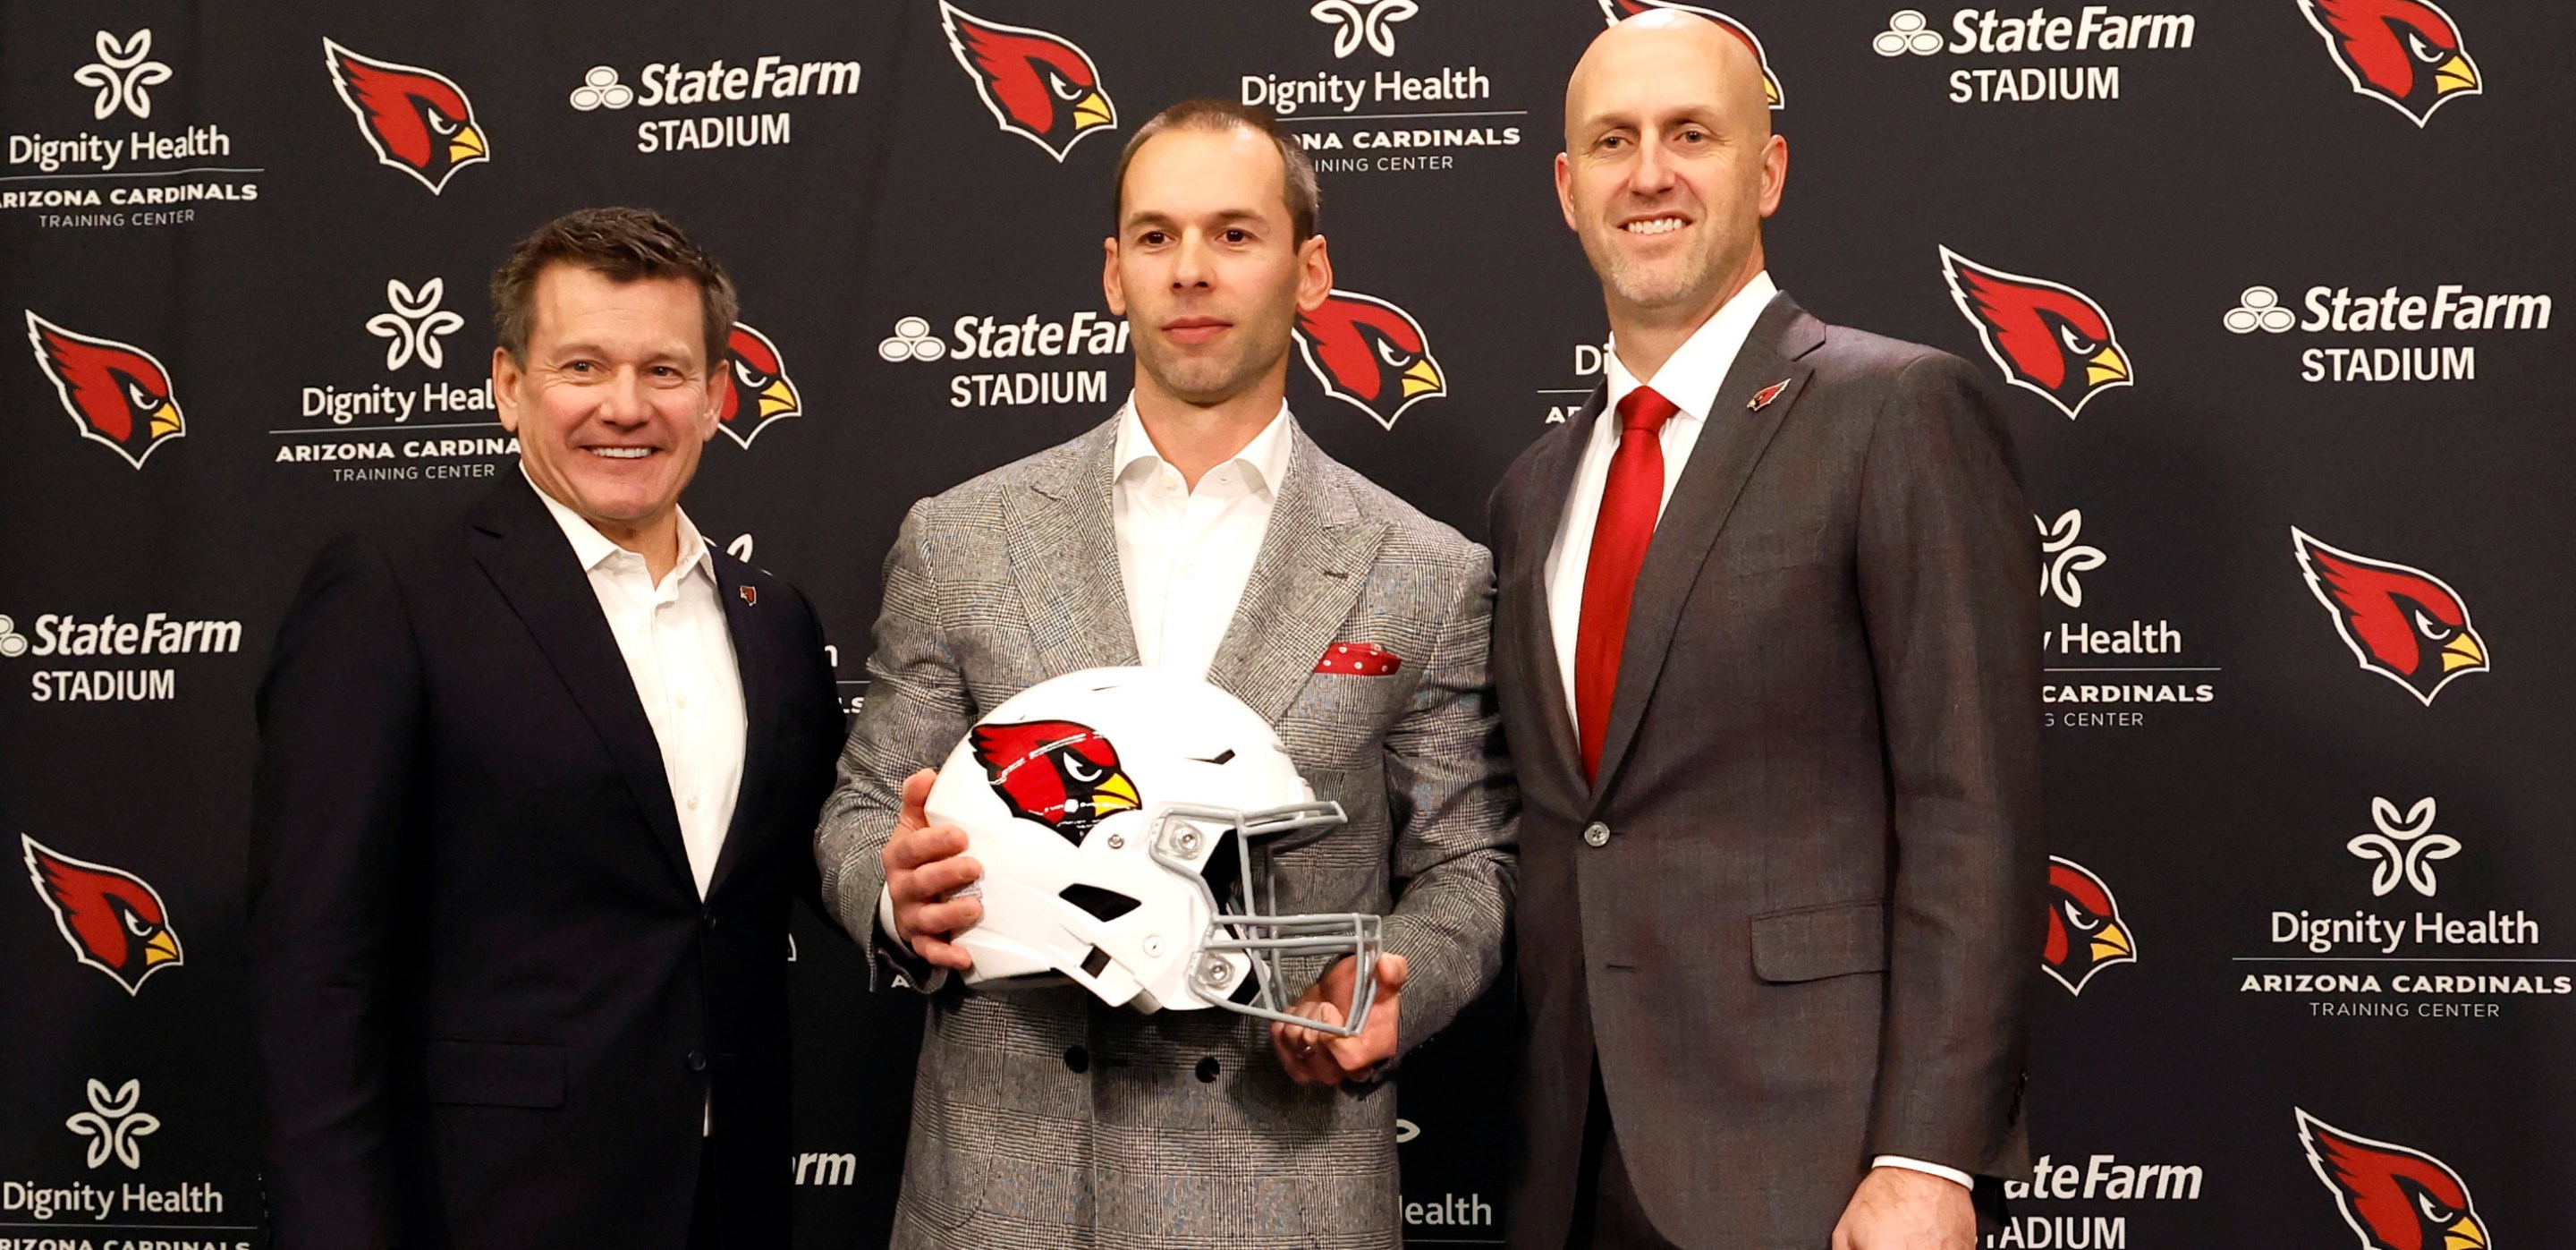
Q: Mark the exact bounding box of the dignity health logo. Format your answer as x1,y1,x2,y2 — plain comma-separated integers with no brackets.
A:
64,1078,160,1169
367,278,465,371
73,30,174,121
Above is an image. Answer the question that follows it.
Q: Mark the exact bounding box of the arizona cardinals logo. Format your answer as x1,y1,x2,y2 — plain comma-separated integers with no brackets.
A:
2298,0,2481,127
940,4,1117,162
1295,289,1448,431
2298,1110,2490,1250
1595,0,1783,108
24,311,184,469
2293,528,2487,706
971,719,1141,845
323,38,489,193
22,835,183,996
716,322,803,449
2041,856,2134,996
1940,247,2133,421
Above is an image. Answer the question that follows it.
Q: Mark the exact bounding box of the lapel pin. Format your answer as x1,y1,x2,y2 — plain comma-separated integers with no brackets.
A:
738,585,758,607
1749,379,1791,412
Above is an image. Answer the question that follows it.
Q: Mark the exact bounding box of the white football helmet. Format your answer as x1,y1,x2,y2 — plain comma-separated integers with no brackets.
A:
927,667,1383,1036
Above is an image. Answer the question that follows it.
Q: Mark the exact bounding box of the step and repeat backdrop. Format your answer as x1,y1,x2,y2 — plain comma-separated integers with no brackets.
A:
4,0,2572,1246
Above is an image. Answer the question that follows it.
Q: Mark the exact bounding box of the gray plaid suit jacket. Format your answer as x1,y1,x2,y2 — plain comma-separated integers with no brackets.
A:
816,412,1517,1249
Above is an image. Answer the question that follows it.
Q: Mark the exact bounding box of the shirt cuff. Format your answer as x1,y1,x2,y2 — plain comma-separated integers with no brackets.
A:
1874,1156,1974,1190
876,884,901,946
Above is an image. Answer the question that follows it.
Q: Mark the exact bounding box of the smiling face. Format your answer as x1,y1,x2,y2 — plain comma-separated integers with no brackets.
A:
1558,13,1786,329
494,264,725,545
1105,125,1331,410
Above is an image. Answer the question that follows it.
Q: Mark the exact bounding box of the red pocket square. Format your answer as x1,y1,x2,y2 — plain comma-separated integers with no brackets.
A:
1315,642,1402,676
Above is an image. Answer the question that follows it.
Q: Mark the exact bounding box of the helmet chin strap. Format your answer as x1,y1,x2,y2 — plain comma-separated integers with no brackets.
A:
1145,801,1385,1038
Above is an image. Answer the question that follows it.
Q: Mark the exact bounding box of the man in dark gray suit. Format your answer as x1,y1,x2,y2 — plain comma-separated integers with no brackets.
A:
1488,14,2043,1250
815,99,1514,1248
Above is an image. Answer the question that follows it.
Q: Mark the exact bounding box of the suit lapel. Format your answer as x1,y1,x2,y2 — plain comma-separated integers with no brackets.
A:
706,556,772,897
1008,420,1142,676
1509,391,1599,807
1589,296,1826,808
1205,417,1385,725
467,476,698,898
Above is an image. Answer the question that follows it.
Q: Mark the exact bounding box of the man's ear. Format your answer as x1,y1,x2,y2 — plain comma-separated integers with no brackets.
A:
1103,235,1127,317
697,366,729,444
1295,234,1335,313
492,346,522,433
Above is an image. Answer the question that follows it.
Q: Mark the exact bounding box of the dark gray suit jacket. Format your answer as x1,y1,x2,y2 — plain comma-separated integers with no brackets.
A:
1489,293,2044,1249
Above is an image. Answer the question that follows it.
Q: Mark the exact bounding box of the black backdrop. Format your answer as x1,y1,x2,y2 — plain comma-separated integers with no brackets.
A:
4,2,2572,1246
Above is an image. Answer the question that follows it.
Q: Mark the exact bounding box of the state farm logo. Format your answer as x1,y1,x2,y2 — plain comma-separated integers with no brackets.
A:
24,311,184,469
2226,282,2548,384
324,38,489,194
0,608,243,703
2037,510,2106,607
23,836,184,995
2348,796,2460,898
1596,2,1782,108
1313,0,1420,58
2292,528,2487,705
1939,247,2132,420
876,310,1126,410
563,51,862,156
717,321,805,448
1295,289,1447,430
940,4,1117,162
2043,856,2136,996
64,1078,161,1169
73,30,173,121
2296,1110,2492,1250
1869,5,2198,106
367,278,464,371
2298,0,2480,127
1998,1147,2204,1248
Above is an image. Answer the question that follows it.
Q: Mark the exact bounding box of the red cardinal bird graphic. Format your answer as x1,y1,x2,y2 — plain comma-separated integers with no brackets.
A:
21,835,184,996
2298,0,2481,126
971,719,1142,845
940,3,1118,161
1295,289,1448,430
323,38,490,193
1940,247,2133,421
2292,528,2487,706
2041,856,2135,996
716,322,803,449
1596,0,1783,107
24,311,184,469
2298,1110,2491,1250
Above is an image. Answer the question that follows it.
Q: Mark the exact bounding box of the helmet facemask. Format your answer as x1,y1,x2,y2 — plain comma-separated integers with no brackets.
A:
1144,801,1382,1038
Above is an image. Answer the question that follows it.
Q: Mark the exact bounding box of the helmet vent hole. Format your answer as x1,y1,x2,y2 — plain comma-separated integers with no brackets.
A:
1080,947,1113,979
1060,884,1142,923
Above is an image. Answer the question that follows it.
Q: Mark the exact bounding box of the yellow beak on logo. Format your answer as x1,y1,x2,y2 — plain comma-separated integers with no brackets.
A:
758,377,801,420
1400,357,1445,399
2090,921,2132,963
143,929,182,966
2433,55,2479,96
1093,770,1140,815
148,401,184,440
2086,345,2130,387
449,123,487,161
2445,1213,2487,1250
1072,92,1114,131
2442,634,2486,672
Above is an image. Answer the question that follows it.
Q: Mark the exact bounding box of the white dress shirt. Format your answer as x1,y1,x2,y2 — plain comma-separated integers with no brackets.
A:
1538,281,1973,1194
1111,397,1292,680
528,468,747,900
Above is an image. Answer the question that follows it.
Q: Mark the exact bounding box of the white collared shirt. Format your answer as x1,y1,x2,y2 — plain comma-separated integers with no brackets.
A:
1536,284,1974,1195
1111,397,1293,680
526,467,747,900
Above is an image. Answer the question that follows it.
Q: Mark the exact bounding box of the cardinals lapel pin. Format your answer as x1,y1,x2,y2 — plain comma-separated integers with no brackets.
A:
1748,378,1792,412
738,585,758,607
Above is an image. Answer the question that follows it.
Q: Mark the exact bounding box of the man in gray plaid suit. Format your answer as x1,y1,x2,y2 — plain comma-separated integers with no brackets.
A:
815,98,1517,1249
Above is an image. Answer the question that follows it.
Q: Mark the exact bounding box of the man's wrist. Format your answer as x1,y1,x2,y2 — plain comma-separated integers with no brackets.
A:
1872,1156,1974,1190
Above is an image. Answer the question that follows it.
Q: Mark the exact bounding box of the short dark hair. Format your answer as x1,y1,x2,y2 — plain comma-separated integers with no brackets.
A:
1113,99,1320,243
490,207,738,370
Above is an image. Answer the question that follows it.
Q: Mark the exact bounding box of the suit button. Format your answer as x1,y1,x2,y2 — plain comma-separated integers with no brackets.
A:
686,1050,708,1072
1063,1046,1089,1074
1196,1057,1221,1084
702,911,719,931
1582,822,1611,847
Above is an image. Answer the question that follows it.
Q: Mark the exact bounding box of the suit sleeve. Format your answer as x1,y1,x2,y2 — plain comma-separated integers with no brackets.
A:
1852,352,2046,1178
814,500,973,991
247,534,424,1248
1378,543,1521,1056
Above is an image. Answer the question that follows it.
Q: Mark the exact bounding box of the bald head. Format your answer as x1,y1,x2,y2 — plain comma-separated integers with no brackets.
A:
1555,8,1788,359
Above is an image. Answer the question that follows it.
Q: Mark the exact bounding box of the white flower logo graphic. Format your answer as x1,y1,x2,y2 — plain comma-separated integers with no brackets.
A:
2347,796,2462,897
2038,510,2106,607
73,30,174,121
1310,0,1419,58
366,278,465,371
64,1078,160,1169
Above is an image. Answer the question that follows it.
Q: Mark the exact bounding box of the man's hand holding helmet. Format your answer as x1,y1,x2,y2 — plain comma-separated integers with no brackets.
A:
881,768,982,971
1273,951,1406,1085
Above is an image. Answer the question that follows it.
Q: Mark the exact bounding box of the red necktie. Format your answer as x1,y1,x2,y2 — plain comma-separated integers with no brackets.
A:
1574,386,1678,782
